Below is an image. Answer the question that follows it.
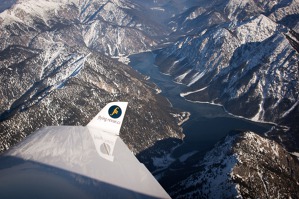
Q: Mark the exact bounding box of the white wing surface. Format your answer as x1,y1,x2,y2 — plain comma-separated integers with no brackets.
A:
0,102,170,199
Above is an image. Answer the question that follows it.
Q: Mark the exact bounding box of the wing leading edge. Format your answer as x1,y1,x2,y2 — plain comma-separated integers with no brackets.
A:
0,102,170,199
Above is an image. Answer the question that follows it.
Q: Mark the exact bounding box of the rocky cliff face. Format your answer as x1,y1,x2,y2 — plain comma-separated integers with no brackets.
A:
0,0,183,154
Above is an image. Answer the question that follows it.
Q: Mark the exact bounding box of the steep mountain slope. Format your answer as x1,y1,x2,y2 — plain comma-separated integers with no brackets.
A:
170,131,299,198
150,1,299,197
1,0,299,198
155,0,299,123
0,0,183,154
0,0,171,58
168,0,299,34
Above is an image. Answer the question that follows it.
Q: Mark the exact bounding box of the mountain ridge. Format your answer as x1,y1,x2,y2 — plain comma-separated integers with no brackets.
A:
0,0,183,154
0,0,299,198
170,131,299,198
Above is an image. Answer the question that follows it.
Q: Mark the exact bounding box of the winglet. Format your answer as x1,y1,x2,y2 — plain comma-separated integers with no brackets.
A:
87,102,128,136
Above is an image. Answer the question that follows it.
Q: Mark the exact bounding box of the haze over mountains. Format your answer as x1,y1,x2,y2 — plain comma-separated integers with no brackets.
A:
0,0,298,198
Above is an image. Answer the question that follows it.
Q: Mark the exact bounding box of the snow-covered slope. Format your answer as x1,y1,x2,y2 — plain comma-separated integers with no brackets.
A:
170,131,299,198
1,0,299,197
0,0,183,154
0,44,183,154
0,0,171,58
150,3,299,196
155,1,299,123
168,0,299,34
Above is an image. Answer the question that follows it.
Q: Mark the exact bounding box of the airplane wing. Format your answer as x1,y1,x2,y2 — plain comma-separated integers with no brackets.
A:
0,102,170,199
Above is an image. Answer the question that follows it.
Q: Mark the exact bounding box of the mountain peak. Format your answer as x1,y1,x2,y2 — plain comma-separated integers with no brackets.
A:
235,14,280,44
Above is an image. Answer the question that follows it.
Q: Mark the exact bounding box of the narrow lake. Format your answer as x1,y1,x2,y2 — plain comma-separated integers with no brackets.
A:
129,51,273,158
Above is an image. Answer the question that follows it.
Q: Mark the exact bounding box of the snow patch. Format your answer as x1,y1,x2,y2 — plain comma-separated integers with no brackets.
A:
281,100,299,118
175,69,191,83
291,152,299,158
180,86,208,97
187,71,205,87
235,15,278,44
150,7,165,12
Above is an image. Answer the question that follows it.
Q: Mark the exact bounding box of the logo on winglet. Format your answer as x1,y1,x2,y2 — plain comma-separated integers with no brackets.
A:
108,105,122,119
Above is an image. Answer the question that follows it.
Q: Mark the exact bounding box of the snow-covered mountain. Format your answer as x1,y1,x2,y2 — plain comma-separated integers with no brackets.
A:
155,0,299,123
170,131,299,198
0,0,173,58
1,0,299,198
0,0,183,154
149,0,299,197
168,0,299,34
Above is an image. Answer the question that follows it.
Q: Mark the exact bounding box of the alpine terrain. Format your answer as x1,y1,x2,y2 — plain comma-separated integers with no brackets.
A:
152,0,299,198
0,0,299,198
0,0,184,154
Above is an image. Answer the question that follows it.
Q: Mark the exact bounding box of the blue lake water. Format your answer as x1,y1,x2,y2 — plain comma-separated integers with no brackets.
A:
0,0,17,12
129,51,273,158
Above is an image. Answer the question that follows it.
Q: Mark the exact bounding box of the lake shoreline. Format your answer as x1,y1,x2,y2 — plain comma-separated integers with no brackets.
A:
128,51,274,157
